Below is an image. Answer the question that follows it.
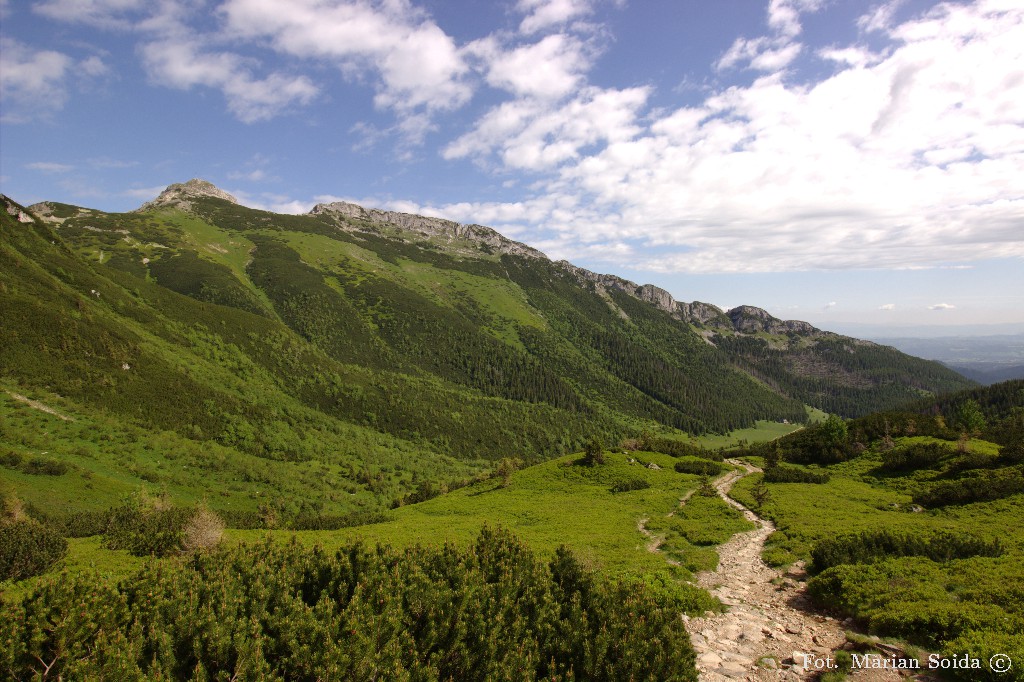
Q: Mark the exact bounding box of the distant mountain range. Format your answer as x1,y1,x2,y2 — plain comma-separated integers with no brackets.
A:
863,334,1024,385
1,179,975,512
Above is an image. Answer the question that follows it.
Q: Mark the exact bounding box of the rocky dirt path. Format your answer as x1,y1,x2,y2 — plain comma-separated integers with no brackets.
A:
681,459,909,682
5,390,74,421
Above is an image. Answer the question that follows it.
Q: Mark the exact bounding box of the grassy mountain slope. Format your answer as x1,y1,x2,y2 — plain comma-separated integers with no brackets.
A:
1,183,972,522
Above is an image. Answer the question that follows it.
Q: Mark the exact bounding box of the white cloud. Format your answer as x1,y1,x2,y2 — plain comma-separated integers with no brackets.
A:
878,303,896,310
768,0,823,37
858,0,906,34
141,39,318,123
445,85,648,170
0,38,73,121
824,301,837,309
928,303,956,310
220,0,470,117
818,46,881,69
517,0,594,35
26,162,74,173
716,37,768,71
717,0,822,71
227,169,268,182
717,34,801,73
231,189,312,215
90,157,138,169
33,0,145,28
123,185,169,199
78,55,109,77
484,34,588,99
750,42,802,71
456,0,1024,274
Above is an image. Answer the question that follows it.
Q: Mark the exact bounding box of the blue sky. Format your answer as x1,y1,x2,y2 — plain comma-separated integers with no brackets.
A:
1,0,1022,333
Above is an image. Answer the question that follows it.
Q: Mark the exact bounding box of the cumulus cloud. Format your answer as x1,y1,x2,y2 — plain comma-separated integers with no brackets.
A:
122,185,170,200
455,0,1024,274
928,303,956,310
858,0,906,34
824,301,837,310
0,38,73,121
717,0,822,71
768,0,823,37
878,303,896,310
445,85,648,170
482,33,589,100
220,0,470,117
517,0,595,35
141,39,318,123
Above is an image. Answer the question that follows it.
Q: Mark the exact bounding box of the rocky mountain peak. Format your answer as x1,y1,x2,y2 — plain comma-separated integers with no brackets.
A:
727,305,819,335
136,179,238,212
309,200,547,260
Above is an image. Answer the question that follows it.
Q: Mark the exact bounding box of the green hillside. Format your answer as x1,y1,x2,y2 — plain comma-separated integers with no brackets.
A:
1,184,973,522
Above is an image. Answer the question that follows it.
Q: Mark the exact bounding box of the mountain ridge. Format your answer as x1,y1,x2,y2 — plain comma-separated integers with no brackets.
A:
120,179,836,341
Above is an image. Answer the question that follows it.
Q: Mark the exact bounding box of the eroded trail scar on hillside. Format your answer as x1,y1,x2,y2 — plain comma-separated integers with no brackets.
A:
682,459,849,682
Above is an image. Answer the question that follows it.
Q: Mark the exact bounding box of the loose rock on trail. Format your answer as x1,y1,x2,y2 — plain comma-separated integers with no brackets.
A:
679,459,916,681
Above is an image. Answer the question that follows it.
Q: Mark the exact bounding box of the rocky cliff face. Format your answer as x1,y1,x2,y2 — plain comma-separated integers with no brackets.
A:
1,195,35,224
136,179,238,213
309,201,547,260
728,306,819,335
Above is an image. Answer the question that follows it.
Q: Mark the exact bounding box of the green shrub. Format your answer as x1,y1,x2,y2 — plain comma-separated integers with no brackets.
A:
20,457,69,476
1,528,699,681
674,459,724,476
762,465,830,483
102,498,221,557
642,437,722,460
289,510,391,530
942,630,1024,681
1000,440,1024,465
869,601,1007,649
0,520,68,582
880,442,952,472
610,477,651,493
581,437,606,466
53,510,111,538
0,451,23,469
810,530,1003,573
913,467,1024,507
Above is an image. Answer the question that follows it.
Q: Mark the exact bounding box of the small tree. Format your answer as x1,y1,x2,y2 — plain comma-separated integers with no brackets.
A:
752,481,771,509
582,438,606,466
956,399,986,437
764,443,781,469
495,457,522,487
697,475,717,497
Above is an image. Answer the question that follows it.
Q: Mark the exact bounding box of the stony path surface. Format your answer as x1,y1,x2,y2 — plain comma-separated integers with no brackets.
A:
5,390,74,421
679,459,914,682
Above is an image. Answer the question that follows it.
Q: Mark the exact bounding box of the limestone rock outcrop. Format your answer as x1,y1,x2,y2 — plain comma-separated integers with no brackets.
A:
2,195,35,224
136,179,239,212
309,201,546,260
728,305,820,335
